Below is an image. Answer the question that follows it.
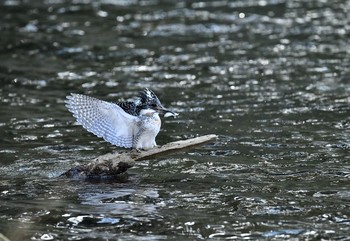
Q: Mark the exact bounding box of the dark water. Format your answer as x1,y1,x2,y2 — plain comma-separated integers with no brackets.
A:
1,0,350,240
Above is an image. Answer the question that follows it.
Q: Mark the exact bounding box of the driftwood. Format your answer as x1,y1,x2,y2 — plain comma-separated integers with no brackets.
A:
0,233,10,241
61,134,217,179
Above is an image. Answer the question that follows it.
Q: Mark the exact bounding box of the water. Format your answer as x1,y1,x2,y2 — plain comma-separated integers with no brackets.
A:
1,0,350,240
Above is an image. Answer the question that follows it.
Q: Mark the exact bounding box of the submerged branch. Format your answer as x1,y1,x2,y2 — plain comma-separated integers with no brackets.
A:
61,134,217,179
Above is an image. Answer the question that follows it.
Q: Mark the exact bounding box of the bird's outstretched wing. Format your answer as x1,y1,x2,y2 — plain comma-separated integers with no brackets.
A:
65,93,138,148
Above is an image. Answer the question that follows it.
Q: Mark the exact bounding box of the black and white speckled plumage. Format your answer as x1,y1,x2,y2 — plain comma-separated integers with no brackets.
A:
65,89,177,150
116,88,164,116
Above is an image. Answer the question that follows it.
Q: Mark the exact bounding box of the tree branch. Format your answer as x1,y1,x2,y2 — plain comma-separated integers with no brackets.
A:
61,134,217,179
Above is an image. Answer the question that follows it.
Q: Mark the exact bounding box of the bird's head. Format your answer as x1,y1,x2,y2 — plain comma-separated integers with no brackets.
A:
138,88,178,118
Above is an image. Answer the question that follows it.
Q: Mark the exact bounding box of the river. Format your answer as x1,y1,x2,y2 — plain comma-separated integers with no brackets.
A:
0,0,349,240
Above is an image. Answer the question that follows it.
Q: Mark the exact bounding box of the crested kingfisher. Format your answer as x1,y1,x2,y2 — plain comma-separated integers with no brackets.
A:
65,88,178,150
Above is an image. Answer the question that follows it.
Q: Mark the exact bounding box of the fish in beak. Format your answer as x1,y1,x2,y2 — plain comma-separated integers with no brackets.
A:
156,103,178,118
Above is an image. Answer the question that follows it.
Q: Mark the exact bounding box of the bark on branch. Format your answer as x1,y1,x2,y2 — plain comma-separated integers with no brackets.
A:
61,134,217,179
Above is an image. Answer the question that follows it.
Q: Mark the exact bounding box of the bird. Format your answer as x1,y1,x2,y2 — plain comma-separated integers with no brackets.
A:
65,88,178,150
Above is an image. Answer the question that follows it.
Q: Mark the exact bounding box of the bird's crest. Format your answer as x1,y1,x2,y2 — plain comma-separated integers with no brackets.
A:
138,88,160,106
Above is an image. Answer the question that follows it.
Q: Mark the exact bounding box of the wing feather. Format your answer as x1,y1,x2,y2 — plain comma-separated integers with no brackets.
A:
65,93,138,148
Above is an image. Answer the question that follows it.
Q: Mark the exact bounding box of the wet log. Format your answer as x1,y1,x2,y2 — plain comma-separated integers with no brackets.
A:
61,134,217,179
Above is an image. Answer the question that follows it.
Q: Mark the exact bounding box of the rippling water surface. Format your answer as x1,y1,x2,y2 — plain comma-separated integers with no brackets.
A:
1,0,350,240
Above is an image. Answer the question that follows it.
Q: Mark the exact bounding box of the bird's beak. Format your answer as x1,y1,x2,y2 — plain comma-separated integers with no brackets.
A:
157,105,178,118
164,109,178,118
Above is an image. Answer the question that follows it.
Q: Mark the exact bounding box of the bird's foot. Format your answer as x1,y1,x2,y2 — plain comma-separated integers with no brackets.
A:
132,148,142,153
